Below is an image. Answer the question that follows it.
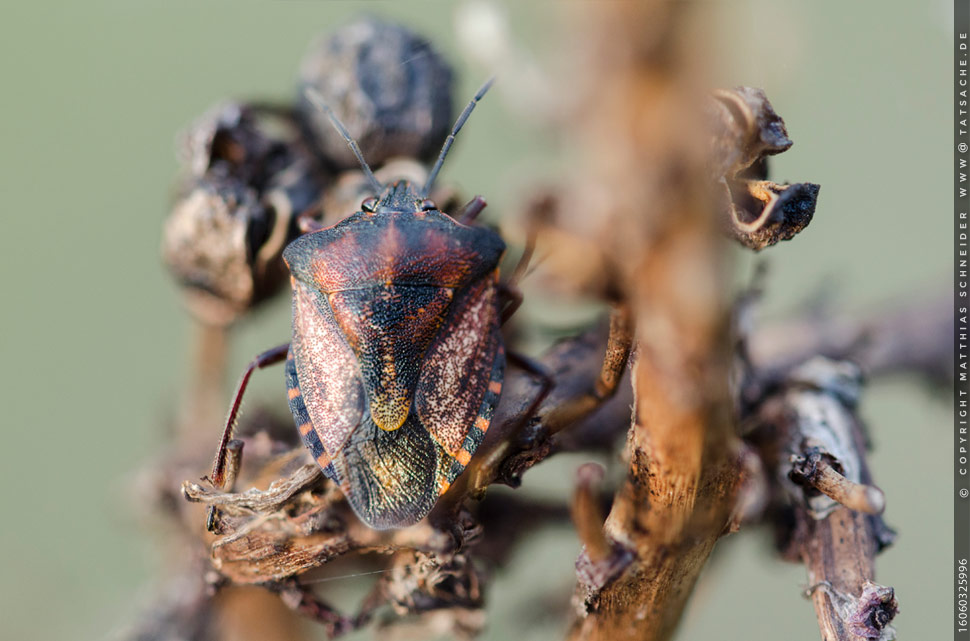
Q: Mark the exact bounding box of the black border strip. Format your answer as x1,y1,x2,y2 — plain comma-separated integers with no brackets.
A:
955,3,969,638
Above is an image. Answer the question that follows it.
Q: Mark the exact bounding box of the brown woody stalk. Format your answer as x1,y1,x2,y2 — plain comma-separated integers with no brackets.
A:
532,3,747,640
747,358,898,641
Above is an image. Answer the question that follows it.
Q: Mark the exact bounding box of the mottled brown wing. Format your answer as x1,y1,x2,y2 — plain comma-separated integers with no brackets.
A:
291,278,365,457
327,283,453,432
414,275,502,461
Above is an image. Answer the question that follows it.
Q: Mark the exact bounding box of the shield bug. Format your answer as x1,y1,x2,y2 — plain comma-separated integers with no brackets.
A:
208,80,520,530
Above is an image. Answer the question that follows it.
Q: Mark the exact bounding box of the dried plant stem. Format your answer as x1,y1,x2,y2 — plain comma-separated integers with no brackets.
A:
571,463,611,564
747,358,898,641
569,232,742,641
179,322,230,442
750,290,952,385
558,1,744,636
790,453,885,515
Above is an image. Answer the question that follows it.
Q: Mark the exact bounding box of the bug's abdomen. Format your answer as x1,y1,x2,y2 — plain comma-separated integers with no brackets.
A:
287,337,445,529
330,413,443,529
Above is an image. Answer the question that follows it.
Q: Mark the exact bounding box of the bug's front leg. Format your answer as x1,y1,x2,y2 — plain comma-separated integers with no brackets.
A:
498,281,524,324
541,304,633,434
465,348,553,497
295,202,326,234
506,350,554,428
500,279,634,433
470,304,634,494
207,343,290,489
455,195,487,225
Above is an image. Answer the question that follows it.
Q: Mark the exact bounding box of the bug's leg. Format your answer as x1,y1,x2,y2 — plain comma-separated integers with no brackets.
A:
506,224,538,290
296,202,325,234
468,350,553,495
208,343,290,489
506,350,555,426
501,303,633,434
455,195,487,225
275,580,353,637
204,438,246,531
497,226,538,323
542,304,633,434
472,306,633,494
498,281,523,324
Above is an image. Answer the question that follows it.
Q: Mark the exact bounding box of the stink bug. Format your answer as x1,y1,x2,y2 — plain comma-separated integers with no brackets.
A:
208,80,523,529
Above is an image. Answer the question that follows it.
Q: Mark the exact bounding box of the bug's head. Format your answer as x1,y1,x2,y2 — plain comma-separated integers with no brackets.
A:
361,180,437,215
305,78,493,214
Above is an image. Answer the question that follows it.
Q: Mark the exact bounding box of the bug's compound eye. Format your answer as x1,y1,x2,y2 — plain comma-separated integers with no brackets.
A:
361,197,378,212
420,199,437,211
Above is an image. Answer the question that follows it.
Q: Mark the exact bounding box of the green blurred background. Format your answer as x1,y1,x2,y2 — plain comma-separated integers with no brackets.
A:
0,1,951,640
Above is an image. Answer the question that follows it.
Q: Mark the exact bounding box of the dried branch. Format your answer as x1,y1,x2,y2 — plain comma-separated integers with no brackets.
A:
747,358,898,640
789,450,885,516
749,290,952,385
513,3,750,640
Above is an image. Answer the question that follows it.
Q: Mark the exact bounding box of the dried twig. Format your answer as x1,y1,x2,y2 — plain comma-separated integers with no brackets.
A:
749,290,952,385
512,3,751,640
747,358,898,640
789,451,885,516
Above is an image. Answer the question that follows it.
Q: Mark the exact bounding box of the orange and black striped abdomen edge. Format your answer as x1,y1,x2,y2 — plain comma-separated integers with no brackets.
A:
437,342,505,495
285,348,335,478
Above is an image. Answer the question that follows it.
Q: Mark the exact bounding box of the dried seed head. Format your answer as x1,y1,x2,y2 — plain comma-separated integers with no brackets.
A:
718,179,820,251
163,102,326,325
708,87,792,180
708,87,819,251
163,177,271,325
298,17,454,170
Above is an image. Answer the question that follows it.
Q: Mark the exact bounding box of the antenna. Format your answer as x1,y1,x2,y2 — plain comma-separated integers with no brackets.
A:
303,87,383,194
422,77,495,198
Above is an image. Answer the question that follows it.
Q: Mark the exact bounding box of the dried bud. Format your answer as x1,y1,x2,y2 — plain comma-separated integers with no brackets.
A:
177,102,287,185
708,86,793,180
297,17,454,170
708,87,819,250
847,582,898,640
163,102,326,325
718,179,820,250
